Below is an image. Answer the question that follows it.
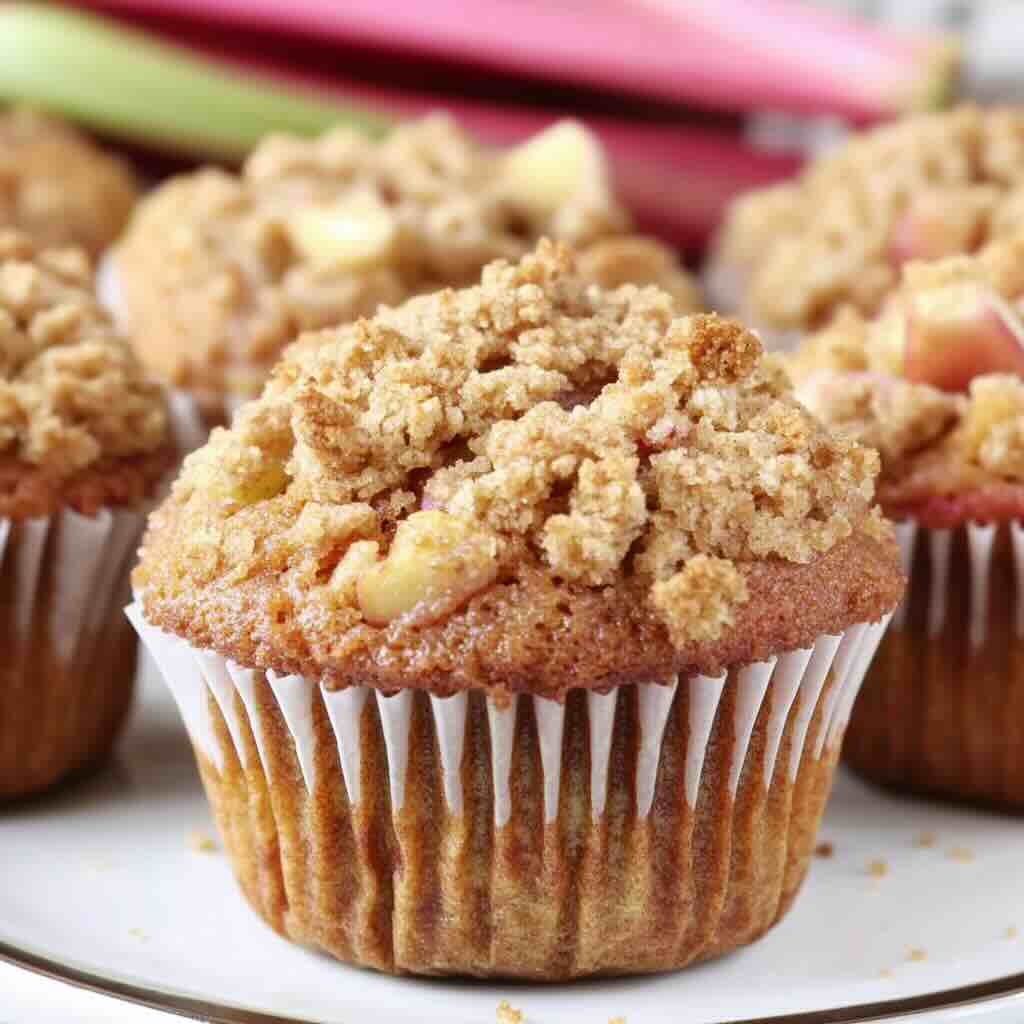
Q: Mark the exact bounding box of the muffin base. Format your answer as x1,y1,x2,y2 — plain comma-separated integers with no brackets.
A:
132,609,890,978
0,508,143,799
845,520,1024,809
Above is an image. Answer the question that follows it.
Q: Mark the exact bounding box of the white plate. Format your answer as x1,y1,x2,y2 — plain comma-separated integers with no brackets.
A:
1,662,1023,1024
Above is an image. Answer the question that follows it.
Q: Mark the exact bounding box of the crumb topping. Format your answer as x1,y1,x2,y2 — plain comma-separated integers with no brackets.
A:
714,106,1024,333
788,237,1024,503
0,231,168,475
139,241,880,660
0,107,138,257
117,116,698,404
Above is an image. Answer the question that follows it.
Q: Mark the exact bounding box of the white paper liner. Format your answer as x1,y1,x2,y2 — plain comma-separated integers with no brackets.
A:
894,519,1023,648
94,251,124,326
1,509,143,665
130,606,890,825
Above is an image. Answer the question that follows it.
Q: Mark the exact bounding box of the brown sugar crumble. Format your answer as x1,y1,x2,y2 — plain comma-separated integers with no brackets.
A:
0,231,167,470
867,859,889,879
947,846,975,863
714,106,1024,335
117,116,698,406
496,1000,523,1024
814,840,835,859
186,829,218,853
137,241,900,696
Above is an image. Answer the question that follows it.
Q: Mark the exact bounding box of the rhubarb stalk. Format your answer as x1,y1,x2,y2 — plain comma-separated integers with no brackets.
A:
0,4,801,246
87,0,959,121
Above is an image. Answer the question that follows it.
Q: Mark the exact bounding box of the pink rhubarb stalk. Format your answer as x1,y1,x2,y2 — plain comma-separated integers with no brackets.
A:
87,0,959,121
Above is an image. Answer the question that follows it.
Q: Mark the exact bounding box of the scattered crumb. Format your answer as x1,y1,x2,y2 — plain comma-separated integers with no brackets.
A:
608,1018,626,1024
907,948,928,962
187,829,218,853
814,840,835,859
496,1000,523,1024
1004,926,1018,940
914,831,937,848
128,928,149,942
879,967,893,978
947,846,975,863
867,859,889,879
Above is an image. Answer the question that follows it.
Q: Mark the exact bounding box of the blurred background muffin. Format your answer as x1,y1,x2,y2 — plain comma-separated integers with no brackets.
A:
788,235,1024,807
0,107,138,258
709,106,1024,348
0,230,173,799
110,118,699,423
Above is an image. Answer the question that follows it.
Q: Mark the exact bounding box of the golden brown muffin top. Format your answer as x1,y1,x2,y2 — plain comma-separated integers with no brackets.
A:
0,232,170,517
788,236,1024,524
714,106,1024,334
115,116,698,405
136,241,899,696
0,107,138,257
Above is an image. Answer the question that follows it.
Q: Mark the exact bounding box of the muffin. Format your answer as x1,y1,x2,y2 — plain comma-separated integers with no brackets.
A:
108,116,699,424
788,236,1024,807
708,105,1024,349
1,107,138,258
129,241,901,978
0,231,175,799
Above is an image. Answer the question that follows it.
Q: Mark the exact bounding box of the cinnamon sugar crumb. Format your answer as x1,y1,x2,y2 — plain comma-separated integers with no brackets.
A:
0,231,168,475
867,859,889,878
496,1000,523,1024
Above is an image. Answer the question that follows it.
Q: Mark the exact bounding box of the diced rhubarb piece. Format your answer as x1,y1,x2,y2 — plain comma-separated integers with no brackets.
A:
356,510,500,626
904,285,1024,392
889,203,983,266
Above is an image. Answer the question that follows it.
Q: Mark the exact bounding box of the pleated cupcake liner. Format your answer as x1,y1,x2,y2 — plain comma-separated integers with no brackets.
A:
845,519,1024,807
0,394,201,799
0,508,143,798
130,604,890,977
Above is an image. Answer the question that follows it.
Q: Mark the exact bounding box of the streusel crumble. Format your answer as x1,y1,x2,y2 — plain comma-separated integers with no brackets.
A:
788,237,1024,523
136,240,898,695
115,117,699,416
711,106,1024,339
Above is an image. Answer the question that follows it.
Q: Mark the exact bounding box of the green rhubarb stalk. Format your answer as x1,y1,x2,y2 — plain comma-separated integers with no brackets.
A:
0,4,391,158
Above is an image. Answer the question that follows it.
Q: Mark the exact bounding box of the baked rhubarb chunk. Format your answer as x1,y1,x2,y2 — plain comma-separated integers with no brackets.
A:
111,116,699,425
130,241,901,978
789,238,1024,807
708,106,1024,348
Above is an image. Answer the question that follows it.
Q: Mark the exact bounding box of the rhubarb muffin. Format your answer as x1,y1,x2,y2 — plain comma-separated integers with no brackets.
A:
110,116,699,424
708,105,1024,349
1,107,138,258
0,230,173,799
789,235,1024,807
130,240,901,978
